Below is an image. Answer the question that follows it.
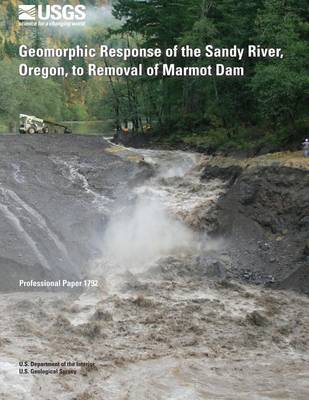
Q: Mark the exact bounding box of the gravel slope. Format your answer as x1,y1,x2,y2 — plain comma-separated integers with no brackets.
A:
0,135,136,290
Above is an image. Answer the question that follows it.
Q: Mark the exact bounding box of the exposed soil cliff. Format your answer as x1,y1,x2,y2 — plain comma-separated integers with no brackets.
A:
201,154,309,294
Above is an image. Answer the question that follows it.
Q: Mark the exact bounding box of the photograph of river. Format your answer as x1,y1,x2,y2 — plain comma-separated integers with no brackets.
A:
0,135,308,399
0,0,308,398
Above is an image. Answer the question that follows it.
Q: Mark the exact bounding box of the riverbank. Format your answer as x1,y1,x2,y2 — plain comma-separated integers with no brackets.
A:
204,150,309,170
113,129,306,158
0,134,144,290
196,154,309,294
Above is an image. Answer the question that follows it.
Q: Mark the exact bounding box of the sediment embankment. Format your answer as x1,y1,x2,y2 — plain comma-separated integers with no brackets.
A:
0,135,141,290
200,153,309,294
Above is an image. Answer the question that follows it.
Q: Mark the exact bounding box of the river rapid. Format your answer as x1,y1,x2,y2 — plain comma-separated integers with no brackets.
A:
0,135,308,399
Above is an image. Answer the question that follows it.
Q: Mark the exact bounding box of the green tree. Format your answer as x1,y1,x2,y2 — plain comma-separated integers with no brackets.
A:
252,0,309,141
0,59,23,122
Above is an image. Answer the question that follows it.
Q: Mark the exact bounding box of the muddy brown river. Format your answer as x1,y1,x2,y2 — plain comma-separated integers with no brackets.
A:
0,135,308,399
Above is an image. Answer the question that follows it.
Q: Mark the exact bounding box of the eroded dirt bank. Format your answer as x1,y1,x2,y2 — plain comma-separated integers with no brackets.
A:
0,137,308,399
0,135,144,290
201,155,309,294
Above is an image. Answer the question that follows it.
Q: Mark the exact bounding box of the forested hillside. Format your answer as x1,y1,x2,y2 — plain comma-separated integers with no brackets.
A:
110,0,308,152
0,0,308,152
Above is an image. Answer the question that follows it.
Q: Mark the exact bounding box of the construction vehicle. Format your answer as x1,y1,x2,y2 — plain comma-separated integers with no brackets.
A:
19,114,72,134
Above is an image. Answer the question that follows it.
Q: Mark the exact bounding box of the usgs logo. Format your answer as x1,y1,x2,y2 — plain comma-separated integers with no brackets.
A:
18,5,86,22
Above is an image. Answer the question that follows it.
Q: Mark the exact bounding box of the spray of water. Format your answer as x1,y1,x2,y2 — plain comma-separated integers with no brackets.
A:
101,197,198,273
96,149,225,278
